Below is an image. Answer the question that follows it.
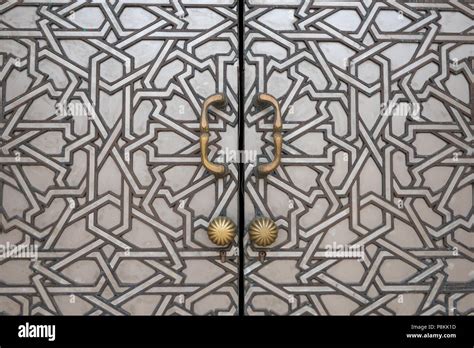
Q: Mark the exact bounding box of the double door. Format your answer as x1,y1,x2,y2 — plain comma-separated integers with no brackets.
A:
0,0,472,316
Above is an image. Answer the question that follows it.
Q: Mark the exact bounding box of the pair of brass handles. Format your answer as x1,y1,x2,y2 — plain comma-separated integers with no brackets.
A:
201,93,281,249
200,93,282,177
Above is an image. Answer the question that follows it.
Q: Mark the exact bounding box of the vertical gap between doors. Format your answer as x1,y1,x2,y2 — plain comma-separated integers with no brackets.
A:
237,0,245,317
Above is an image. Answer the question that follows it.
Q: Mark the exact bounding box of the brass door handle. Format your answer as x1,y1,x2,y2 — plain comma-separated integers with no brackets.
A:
200,94,227,177
256,93,282,176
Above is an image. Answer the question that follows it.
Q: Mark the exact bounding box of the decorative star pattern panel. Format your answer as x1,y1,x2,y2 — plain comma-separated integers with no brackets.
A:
0,0,239,315
243,0,473,315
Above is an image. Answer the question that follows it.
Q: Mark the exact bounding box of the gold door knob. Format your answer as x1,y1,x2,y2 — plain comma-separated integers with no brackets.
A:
248,217,278,247
207,216,236,246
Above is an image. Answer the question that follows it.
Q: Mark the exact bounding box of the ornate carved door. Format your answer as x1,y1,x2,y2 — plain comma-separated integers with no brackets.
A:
242,1,473,315
0,0,473,317
0,0,239,315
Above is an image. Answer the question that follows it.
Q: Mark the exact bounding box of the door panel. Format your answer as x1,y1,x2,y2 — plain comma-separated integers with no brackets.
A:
0,1,239,315
243,1,473,315
1,0,473,318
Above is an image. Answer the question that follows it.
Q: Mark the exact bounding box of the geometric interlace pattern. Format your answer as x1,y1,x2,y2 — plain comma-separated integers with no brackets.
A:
243,0,473,315
0,0,239,315
0,0,473,316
